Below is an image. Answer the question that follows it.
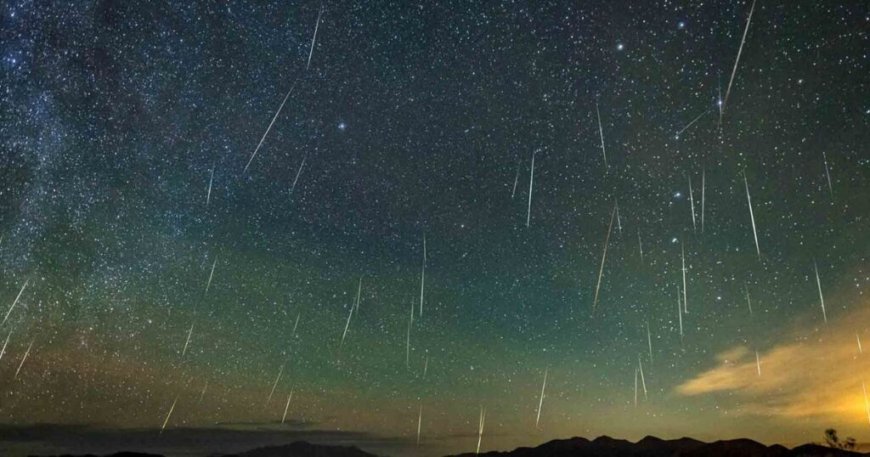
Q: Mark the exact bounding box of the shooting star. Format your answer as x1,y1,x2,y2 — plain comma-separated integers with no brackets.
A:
722,0,756,115
2,279,29,326
14,339,33,379
755,350,762,376
858,334,863,354
417,403,423,445
638,356,647,399
822,151,833,199
423,356,429,379
290,155,307,194
743,172,761,258
293,313,300,337
526,150,536,228
282,389,294,424
634,368,639,407
243,79,300,173
646,322,653,363
420,234,426,317
476,406,486,455
0,330,11,362
637,230,644,263
511,160,520,199
160,396,178,434
675,109,710,139
339,306,354,349
205,257,217,294
688,175,697,231
406,300,414,369
206,166,214,207
681,242,688,314
615,204,623,235
535,368,548,429
526,151,538,227
745,284,753,315
595,102,607,167
677,286,683,339
306,5,324,71
592,204,617,313
700,167,706,233
267,365,284,406
181,322,194,358
354,276,363,313
814,261,827,323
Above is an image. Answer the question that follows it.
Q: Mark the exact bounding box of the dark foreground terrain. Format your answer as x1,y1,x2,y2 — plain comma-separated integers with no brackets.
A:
34,435,869,457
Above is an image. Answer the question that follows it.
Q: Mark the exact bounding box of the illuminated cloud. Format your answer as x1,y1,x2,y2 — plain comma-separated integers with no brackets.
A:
677,303,870,424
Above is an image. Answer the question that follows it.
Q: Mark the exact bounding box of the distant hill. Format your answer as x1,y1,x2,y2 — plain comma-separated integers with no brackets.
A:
448,435,868,457
32,436,870,457
220,440,379,457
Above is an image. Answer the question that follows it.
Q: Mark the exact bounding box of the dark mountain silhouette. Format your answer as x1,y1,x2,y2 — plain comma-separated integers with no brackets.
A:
31,436,870,457
220,440,380,457
449,435,868,457
32,453,164,457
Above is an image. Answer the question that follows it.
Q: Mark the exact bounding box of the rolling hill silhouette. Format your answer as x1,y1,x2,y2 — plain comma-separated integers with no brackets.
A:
32,436,870,457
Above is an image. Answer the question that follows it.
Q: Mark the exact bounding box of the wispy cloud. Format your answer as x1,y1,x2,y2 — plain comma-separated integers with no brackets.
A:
677,301,870,424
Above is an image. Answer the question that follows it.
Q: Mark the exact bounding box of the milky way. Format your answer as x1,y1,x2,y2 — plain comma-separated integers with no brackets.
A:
0,2,868,457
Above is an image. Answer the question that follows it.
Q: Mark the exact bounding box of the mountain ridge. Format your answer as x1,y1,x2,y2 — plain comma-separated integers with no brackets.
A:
31,435,870,457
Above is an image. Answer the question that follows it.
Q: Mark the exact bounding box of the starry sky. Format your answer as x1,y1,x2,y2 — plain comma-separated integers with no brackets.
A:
0,1,868,456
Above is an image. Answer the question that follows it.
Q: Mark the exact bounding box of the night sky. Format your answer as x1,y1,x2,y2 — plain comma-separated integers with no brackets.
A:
0,1,868,456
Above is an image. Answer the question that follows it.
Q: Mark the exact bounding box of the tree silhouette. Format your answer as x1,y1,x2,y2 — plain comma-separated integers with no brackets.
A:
824,428,856,451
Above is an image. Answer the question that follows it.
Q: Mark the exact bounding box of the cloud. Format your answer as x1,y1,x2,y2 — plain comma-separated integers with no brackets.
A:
677,301,870,424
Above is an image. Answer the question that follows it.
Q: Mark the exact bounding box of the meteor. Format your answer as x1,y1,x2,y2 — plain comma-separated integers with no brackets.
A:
419,234,426,317
638,356,647,399
206,166,214,206
646,322,653,363
282,389,294,424
700,167,706,233
511,160,520,199
675,109,709,139
181,323,194,358
814,262,827,323
290,155,307,194
595,102,607,168
2,279,29,326
592,204,617,313
526,150,536,228
722,0,756,115
205,257,217,294
160,396,178,434
535,368,548,429
822,151,833,199
306,4,324,71
688,176,697,231
14,338,33,378
681,242,688,314
476,406,486,455
743,172,761,258
243,79,300,173
267,365,284,406
0,330,11,362
417,403,423,445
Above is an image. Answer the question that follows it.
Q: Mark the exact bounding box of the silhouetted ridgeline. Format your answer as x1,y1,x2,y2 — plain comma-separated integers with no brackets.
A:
449,436,868,457
31,436,870,457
